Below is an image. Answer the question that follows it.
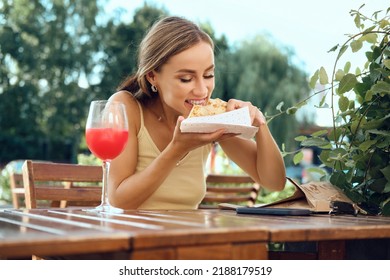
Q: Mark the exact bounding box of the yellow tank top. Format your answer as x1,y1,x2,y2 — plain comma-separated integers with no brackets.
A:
135,101,211,209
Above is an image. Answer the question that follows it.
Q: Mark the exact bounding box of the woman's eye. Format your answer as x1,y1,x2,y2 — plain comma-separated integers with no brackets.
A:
179,73,214,83
180,77,192,83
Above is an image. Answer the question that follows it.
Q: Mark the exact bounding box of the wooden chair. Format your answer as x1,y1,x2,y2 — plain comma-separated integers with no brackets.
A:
22,160,103,209
200,174,260,209
9,172,25,208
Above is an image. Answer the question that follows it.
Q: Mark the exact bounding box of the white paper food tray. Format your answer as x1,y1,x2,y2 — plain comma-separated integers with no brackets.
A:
180,107,258,139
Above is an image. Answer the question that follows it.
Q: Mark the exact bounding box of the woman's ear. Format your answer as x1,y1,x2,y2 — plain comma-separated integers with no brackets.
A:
146,71,156,84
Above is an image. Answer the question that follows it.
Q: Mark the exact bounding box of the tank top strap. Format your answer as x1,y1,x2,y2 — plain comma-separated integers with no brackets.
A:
135,99,145,128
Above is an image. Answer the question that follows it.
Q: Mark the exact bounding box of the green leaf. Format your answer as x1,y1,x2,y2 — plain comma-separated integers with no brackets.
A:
311,129,329,137
368,178,387,193
305,167,327,176
345,189,365,204
362,119,384,130
301,137,330,147
350,39,363,53
362,25,375,33
337,45,348,60
335,69,345,81
361,33,377,44
320,143,332,149
383,59,390,69
293,151,303,165
345,160,356,168
379,19,390,29
354,13,361,28
380,19,390,29
365,90,373,101
371,46,382,61
348,100,355,109
355,82,371,98
319,150,333,168
319,94,327,107
328,44,339,52
366,129,390,136
328,148,347,160
377,139,390,149
358,139,377,152
294,135,307,142
309,70,319,89
286,107,298,115
351,119,360,134
355,67,361,76
276,101,284,112
371,81,390,94
319,67,328,85
344,61,351,73
338,96,349,112
329,127,342,141
366,51,373,61
338,73,358,94
380,166,390,182
384,182,390,194
330,171,347,187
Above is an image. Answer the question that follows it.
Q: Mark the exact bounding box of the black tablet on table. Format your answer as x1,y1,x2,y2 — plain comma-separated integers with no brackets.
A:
236,207,311,216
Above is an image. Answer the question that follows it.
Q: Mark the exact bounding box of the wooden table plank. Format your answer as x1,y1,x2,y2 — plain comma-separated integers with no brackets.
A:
231,212,390,242
2,208,390,259
0,209,270,259
0,219,130,258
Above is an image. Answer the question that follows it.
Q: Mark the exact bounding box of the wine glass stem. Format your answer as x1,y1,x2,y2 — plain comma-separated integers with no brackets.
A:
101,160,110,206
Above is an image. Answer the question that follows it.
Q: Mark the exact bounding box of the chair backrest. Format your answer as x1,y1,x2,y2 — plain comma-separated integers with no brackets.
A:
22,160,103,209
200,174,260,209
9,172,25,208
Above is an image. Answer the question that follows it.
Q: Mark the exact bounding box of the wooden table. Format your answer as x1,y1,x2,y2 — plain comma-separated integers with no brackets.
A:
1,208,390,259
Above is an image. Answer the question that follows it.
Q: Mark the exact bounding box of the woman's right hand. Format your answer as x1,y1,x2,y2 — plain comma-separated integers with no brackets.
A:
171,116,236,155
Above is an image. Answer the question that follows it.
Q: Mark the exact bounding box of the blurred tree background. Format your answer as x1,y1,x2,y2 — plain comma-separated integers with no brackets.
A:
0,0,311,166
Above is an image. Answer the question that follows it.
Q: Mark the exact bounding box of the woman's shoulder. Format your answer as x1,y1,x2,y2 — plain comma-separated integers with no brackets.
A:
110,90,138,105
110,90,142,130
111,90,143,112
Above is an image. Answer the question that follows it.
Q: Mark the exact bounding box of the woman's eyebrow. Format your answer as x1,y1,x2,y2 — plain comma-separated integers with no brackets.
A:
175,64,215,74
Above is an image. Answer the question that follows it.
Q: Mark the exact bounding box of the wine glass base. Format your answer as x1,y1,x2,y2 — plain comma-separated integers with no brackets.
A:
84,204,124,214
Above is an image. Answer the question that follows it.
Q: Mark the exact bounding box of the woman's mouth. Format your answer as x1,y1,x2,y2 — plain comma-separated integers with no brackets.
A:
185,98,207,106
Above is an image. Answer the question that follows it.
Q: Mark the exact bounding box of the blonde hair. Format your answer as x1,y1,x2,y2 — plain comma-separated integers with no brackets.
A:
117,16,214,101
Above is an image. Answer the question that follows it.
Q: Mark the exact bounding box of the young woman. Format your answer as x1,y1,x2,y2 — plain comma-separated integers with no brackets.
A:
108,16,286,209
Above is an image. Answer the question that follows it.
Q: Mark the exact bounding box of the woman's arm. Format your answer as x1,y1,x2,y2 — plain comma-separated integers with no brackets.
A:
218,99,286,191
107,92,186,209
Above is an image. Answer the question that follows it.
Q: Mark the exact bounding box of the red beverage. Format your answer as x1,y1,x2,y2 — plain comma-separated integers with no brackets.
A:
86,128,128,161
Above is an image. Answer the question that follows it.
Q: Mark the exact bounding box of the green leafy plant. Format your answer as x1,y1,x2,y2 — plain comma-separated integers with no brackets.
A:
286,5,390,215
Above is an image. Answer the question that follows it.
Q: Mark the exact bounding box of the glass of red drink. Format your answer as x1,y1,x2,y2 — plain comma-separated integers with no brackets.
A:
85,100,128,213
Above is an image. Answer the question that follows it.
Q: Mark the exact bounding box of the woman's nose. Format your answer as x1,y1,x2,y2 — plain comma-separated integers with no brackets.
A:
193,79,208,96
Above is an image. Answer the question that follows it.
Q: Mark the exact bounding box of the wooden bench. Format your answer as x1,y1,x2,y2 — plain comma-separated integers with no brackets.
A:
9,172,25,208
22,160,103,209
200,174,260,209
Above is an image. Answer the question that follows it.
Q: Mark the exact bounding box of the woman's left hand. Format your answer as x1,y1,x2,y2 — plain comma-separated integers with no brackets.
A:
226,99,266,127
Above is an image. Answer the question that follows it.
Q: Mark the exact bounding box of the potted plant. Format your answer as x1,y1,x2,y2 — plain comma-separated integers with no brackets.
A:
285,5,390,215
